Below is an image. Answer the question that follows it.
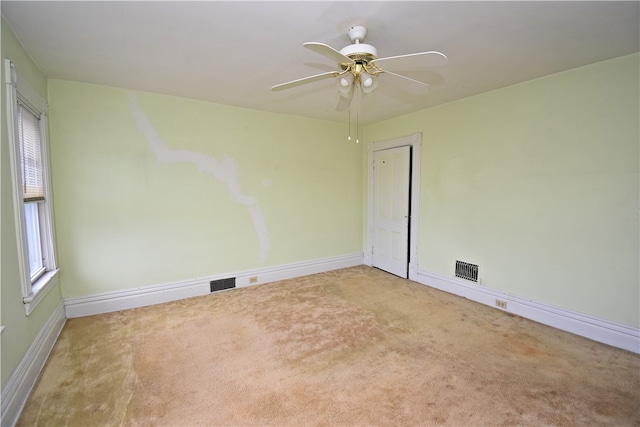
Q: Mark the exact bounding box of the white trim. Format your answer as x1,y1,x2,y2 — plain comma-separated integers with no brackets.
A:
233,252,363,288
415,269,640,354
23,268,61,315
14,67,47,114
37,111,58,271
4,60,31,304
1,304,66,427
366,133,421,279
4,59,58,316
64,253,364,318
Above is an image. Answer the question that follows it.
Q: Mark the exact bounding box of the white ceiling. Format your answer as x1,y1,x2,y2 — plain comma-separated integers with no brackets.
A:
2,1,638,124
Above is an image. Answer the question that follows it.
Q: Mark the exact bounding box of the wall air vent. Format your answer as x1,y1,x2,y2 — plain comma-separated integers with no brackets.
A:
210,277,236,292
455,261,478,282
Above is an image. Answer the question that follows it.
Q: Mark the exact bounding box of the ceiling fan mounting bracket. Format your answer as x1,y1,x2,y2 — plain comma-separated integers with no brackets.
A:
347,26,367,44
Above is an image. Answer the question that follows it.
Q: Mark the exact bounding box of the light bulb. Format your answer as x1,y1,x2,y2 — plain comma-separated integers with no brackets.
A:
360,72,378,94
337,73,353,97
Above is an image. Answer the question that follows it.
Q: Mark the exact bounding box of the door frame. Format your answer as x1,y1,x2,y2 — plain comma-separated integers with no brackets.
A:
365,133,421,280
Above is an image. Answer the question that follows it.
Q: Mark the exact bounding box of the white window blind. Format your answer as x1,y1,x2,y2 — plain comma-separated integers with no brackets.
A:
17,102,45,202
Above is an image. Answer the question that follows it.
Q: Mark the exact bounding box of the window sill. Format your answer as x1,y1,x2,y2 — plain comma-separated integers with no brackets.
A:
23,268,60,315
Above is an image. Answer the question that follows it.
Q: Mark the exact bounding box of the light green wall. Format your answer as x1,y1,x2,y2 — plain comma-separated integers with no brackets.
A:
48,81,363,297
367,54,640,328
1,18,63,388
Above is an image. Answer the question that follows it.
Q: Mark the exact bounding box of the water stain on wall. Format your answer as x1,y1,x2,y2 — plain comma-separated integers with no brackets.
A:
127,93,271,262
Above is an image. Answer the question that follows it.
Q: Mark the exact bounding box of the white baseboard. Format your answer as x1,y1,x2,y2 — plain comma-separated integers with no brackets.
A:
64,253,364,318
64,255,638,353
415,269,640,354
1,303,66,427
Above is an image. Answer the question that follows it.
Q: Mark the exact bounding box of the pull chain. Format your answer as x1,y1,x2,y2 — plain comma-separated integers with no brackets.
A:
355,85,360,143
347,104,351,141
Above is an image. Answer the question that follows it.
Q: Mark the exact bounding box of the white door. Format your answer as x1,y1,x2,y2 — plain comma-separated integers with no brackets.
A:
372,146,411,277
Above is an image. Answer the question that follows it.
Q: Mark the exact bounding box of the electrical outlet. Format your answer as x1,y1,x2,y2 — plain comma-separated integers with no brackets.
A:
495,299,507,309
249,276,258,284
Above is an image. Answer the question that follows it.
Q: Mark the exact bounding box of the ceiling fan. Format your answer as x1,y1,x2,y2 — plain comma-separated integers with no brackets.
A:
271,25,447,108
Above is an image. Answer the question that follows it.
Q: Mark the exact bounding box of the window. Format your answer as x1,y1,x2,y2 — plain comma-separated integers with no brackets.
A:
4,59,59,314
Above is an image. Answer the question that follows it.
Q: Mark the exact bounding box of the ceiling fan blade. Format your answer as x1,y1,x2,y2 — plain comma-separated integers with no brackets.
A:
371,51,447,71
271,71,340,91
381,70,430,88
303,42,355,65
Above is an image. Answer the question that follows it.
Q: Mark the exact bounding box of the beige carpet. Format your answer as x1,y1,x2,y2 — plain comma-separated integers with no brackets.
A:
18,266,640,426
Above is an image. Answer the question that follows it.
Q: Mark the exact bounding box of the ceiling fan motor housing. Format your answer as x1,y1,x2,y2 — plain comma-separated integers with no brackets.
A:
340,25,377,62
339,43,377,60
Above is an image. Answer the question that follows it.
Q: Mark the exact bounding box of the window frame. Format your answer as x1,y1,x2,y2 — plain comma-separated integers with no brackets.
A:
4,59,59,315
23,200,46,282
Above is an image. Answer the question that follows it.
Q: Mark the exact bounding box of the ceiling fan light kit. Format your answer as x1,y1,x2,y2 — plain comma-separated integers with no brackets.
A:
337,72,354,98
271,25,447,141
